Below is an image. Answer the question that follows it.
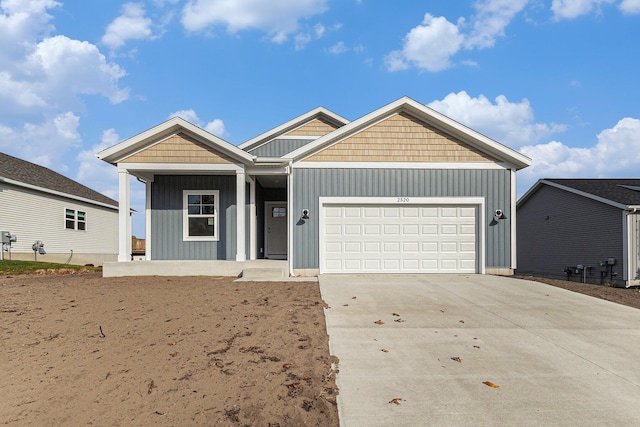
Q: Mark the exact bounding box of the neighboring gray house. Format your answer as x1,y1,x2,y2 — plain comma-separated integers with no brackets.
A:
98,97,531,277
517,179,640,287
0,152,119,265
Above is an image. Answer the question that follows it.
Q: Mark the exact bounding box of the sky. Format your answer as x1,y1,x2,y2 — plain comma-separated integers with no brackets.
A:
1,0,640,237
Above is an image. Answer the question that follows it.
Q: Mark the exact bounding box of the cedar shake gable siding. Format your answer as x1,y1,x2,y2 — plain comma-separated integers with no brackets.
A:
284,117,342,137
0,152,117,207
120,133,235,164
304,112,497,163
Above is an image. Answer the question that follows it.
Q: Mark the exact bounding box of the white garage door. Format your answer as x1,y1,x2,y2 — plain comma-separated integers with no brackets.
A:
321,204,478,273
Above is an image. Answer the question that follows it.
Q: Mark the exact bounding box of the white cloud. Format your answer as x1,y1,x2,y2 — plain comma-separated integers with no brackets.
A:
385,14,464,72
551,0,615,20
328,41,348,54
518,117,640,193
619,0,640,13
76,128,120,199
102,3,157,49
0,112,81,168
168,109,227,137
428,91,566,148
181,0,328,42
464,0,529,49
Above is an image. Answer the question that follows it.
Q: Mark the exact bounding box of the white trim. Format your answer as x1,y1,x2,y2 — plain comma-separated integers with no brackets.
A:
236,172,246,261
288,172,294,276
623,210,630,282
285,97,531,170
293,161,509,170
245,166,289,175
318,196,486,274
118,171,132,262
0,177,117,211
182,190,220,242
238,107,350,151
118,163,243,173
63,207,87,232
145,180,152,260
511,169,517,270
249,176,257,260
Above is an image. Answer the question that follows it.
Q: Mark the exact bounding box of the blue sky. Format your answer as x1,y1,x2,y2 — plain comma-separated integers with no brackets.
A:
2,0,639,237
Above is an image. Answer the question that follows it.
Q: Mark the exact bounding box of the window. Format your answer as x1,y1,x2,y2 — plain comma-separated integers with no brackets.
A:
65,208,86,231
183,190,219,241
272,207,286,218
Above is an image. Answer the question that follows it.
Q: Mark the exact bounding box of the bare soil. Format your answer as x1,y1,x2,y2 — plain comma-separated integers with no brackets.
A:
0,273,339,426
515,276,640,309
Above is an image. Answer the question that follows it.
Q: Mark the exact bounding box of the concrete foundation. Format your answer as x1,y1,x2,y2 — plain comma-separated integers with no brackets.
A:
102,259,288,278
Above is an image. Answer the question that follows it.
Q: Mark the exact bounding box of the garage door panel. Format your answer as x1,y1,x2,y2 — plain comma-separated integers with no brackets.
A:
322,204,478,273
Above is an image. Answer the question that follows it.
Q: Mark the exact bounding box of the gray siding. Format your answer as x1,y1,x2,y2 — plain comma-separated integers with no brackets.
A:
292,168,512,270
629,212,640,282
517,185,624,285
151,175,237,260
248,139,314,157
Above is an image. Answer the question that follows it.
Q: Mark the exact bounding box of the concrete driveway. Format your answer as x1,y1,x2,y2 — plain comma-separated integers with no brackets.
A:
319,274,640,427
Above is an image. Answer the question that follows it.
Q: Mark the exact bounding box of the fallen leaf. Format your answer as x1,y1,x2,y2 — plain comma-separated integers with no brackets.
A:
170,352,178,357
116,307,125,311
459,320,465,323
389,398,403,405
168,342,177,346
343,304,349,306
451,357,462,363
283,363,293,369
394,318,405,323
392,313,400,317
352,296,357,299
473,345,481,349
285,382,300,388
374,320,384,325
483,381,500,388
215,361,224,368
381,349,389,353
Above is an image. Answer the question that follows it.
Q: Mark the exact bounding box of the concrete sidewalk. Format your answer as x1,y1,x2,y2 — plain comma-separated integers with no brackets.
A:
319,274,640,427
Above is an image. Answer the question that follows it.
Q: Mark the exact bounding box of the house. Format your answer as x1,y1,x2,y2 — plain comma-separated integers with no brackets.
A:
97,96,531,277
517,179,640,287
0,152,119,265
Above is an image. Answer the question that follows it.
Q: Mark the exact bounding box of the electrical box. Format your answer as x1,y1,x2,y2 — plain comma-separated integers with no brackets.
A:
607,258,616,265
1,231,10,244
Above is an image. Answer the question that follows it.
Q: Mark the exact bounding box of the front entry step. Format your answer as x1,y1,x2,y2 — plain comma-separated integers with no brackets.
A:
240,267,287,279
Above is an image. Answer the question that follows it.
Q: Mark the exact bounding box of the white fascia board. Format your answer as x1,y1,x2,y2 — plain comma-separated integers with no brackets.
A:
530,180,629,210
293,161,509,170
98,117,254,165
238,107,350,151
287,96,531,170
117,163,243,173
0,176,118,211
319,196,485,205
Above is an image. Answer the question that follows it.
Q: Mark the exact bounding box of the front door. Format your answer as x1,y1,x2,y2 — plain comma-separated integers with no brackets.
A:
265,202,287,259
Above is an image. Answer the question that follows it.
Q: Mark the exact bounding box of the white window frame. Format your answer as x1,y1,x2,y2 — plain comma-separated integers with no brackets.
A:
64,208,87,231
183,190,219,242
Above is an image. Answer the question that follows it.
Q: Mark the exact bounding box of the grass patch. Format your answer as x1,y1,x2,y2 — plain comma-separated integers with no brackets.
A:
0,260,101,275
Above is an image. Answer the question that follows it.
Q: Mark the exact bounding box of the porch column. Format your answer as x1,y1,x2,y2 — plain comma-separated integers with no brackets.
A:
145,178,153,260
248,177,257,260
236,171,246,261
118,169,132,262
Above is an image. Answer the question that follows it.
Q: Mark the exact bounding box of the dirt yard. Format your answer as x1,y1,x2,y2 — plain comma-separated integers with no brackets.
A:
516,276,640,309
0,273,339,426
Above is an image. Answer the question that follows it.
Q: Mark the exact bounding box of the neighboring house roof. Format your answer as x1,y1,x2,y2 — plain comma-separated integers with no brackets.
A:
97,116,255,165
0,152,118,208
518,178,640,210
283,96,532,170
238,107,350,153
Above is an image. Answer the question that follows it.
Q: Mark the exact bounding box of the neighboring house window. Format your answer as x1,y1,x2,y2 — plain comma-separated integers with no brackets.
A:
65,208,86,231
183,190,219,241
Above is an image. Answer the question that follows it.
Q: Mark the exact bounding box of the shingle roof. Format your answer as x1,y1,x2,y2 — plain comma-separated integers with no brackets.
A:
545,178,640,207
0,152,118,208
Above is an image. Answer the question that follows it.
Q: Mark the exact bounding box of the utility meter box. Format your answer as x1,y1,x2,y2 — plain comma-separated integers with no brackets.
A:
2,231,11,244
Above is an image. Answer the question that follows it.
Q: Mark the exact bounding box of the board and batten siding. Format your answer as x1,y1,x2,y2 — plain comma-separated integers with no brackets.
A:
151,175,237,260
248,138,315,157
292,168,512,270
517,184,624,284
628,211,640,283
0,182,118,263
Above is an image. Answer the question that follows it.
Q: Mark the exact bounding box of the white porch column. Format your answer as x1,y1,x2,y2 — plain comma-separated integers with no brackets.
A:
145,178,153,260
248,176,257,260
118,169,132,262
236,171,246,261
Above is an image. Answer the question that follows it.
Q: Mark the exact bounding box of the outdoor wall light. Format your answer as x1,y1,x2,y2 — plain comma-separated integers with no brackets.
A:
301,208,310,220
494,209,507,220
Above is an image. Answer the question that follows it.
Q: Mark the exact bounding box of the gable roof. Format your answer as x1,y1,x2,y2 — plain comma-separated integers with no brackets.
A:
518,178,640,209
0,152,118,208
97,116,255,165
238,107,350,153
284,96,532,170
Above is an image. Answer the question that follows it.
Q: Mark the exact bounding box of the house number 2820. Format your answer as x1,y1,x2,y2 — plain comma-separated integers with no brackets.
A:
396,197,410,203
